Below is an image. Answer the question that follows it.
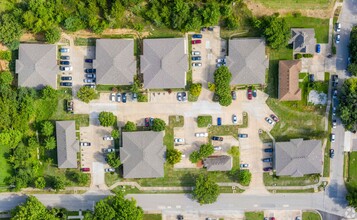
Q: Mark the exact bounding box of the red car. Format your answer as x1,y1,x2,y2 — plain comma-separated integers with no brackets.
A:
270,114,279,122
191,40,201,44
247,89,252,100
81,168,90,172
144,118,150,127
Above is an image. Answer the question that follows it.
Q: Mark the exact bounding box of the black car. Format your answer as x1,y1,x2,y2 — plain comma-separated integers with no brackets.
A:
85,69,96,73
262,158,272,162
60,55,70,60
122,93,127,103
309,74,315,82
211,136,223,141
60,82,72,87
208,27,214,31
85,59,93,63
264,148,273,153
61,76,72,81
231,91,237,100
182,92,187,101
191,56,201,61
263,167,273,172
330,149,335,158
149,117,154,126
60,61,70,65
177,215,184,220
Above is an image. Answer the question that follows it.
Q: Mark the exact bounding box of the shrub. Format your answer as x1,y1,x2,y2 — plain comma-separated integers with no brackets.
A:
98,112,116,127
77,86,97,103
197,115,212,127
303,54,313,58
123,121,137,131
189,151,201,163
152,118,166,131
295,53,303,59
137,93,148,102
227,146,240,157
111,130,120,139
166,149,182,164
239,170,252,186
189,83,202,97
0,51,11,61
106,152,121,168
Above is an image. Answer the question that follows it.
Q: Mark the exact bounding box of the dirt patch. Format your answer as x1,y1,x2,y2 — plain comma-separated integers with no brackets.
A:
0,60,8,71
20,32,45,42
244,0,333,19
72,28,150,39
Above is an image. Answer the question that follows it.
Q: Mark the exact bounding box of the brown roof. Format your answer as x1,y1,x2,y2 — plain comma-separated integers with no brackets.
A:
279,60,302,101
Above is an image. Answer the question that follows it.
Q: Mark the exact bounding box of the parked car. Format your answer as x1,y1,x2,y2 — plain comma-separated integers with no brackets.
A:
252,89,257,97
132,93,137,100
335,34,341,44
263,167,273,172
262,158,272,162
105,148,115,153
216,63,225,68
195,132,208,137
336,22,341,32
211,136,223,141
177,215,184,220
238,133,248,138
309,74,315,82
81,168,90,172
332,106,337,116
192,51,200,55
192,56,201,61
231,91,237,100
216,58,226,63
85,84,96,89
85,59,93,63
265,117,274,125
332,119,337,128
83,78,95,83
103,136,114,141
60,55,70,60
59,48,69,53
104,168,115,172
232,114,237,124
59,66,72,71
60,61,70,65
330,149,335,158
264,148,273,153
86,73,96,78
240,164,249,168
177,92,182,101
332,89,338,98
192,34,202,38
182,92,187,101
191,40,201,44
116,93,121,102
217,117,222,126
247,89,252,100
85,69,96,73
270,114,279,122
214,146,222,151
122,93,127,103
332,74,338,83
67,100,73,112
316,44,321,53
61,76,72,81
110,93,116,101
331,133,336,142
174,138,184,143
149,117,154,127
192,63,202,67
208,27,214,31
145,118,150,127
80,142,91,146
60,82,72,87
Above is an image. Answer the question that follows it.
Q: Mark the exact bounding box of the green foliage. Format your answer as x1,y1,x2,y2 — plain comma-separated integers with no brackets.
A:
44,136,56,150
77,86,97,103
11,196,58,220
152,118,166,132
41,86,57,99
199,143,214,158
0,13,22,49
93,192,144,220
239,170,252,186
0,71,13,84
111,129,120,139
348,63,357,76
67,170,89,185
45,28,61,44
34,177,46,189
138,93,148,102
339,78,357,131
347,187,357,208
107,152,121,168
41,121,54,137
51,176,66,192
166,149,182,164
259,14,290,49
227,146,240,157
189,151,201,163
99,112,116,127
302,53,314,58
197,115,212,127
123,121,137,131
193,174,220,204
0,51,12,61
189,83,202,97
214,66,232,106
295,53,303,59
225,14,240,30
349,26,357,64
64,16,86,32
0,129,23,149
208,82,215,92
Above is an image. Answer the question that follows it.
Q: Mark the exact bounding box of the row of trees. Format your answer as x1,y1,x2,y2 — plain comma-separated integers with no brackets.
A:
339,78,357,132
348,26,357,76
214,66,233,106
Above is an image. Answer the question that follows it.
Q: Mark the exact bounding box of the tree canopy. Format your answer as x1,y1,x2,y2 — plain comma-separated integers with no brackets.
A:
77,86,97,103
152,118,166,131
107,152,121,168
339,78,357,131
98,112,116,127
189,83,202,97
193,174,220,204
123,121,137,131
257,14,290,49
349,26,357,76
189,143,214,163
11,196,59,220
213,66,232,106
166,149,182,164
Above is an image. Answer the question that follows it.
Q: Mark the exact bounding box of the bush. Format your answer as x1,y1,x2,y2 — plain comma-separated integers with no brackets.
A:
189,83,202,97
123,121,137,131
166,149,182,164
34,177,46,189
44,137,56,150
199,143,214,158
189,151,201,163
303,54,313,58
0,71,13,85
67,171,89,185
193,174,220,204
45,28,61,44
239,170,252,186
107,152,121,168
111,130,120,139
227,146,240,157
295,53,303,59
137,93,148,102
152,118,166,131
214,66,232,106
208,82,215,92
98,112,116,127
41,121,54,137
51,176,66,191
197,115,212,127
0,51,11,61
77,86,97,103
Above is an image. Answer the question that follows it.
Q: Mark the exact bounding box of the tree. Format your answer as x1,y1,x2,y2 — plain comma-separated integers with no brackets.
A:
189,83,202,97
41,121,54,137
152,118,166,131
214,66,232,106
111,129,120,139
51,176,66,192
239,170,252,186
77,86,97,103
260,14,289,49
98,112,116,127
123,121,137,131
34,177,46,189
41,86,57,99
339,78,357,131
107,152,121,168
218,94,232,106
199,143,214,158
64,16,86,32
11,196,58,220
0,71,13,85
166,149,182,164
45,137,56,150
197,115,212,127
189,151,201,163
348,63,357,76
93,192,143,220
137,93,148,102
347,187,357,208
193,174,220,204
67,171,89,185
227,146,240,157
45,28,61,44
0,13,22,49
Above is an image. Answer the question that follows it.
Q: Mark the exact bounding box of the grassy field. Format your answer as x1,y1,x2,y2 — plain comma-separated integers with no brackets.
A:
270,188,315,193
143,214,162,220
245,212,264,220
263,173,319,186
302,211,322,220
254,0,333,10
0,144,11,187
347,152,357,188
323,108,332,177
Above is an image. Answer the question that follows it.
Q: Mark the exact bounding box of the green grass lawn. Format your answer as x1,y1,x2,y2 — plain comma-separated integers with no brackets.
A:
284,16,329,43
164,116,184,150
270,188,315,193
302,211,322,220
263,173,319,186
0,144,11,187
255,0,332,10
245,212,264,220
143,214,162,220
323,108,332,177
347,152,357,188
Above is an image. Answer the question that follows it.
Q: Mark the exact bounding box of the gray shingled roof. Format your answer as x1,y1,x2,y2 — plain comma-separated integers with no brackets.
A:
203,155,232,171
56,121,79,168
275,139,322,177
140,38,188,89
289,28,316,54
120,131,166,178
93,39,136,85
226,38,269,85
16,44,58,89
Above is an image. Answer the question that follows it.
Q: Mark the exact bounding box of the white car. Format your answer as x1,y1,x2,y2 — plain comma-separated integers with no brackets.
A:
192,63,202,67
116,93,121,102
103,136,114,141
265,117,274,125
104,168,115,172
331,133,336,142
104,148,115,153
192,51,200,55
214,146,222,151
232,114,237,124
195,132,208,137
174,138,184,143
79,142,91,146
110,93,116,101
216,58,226,63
